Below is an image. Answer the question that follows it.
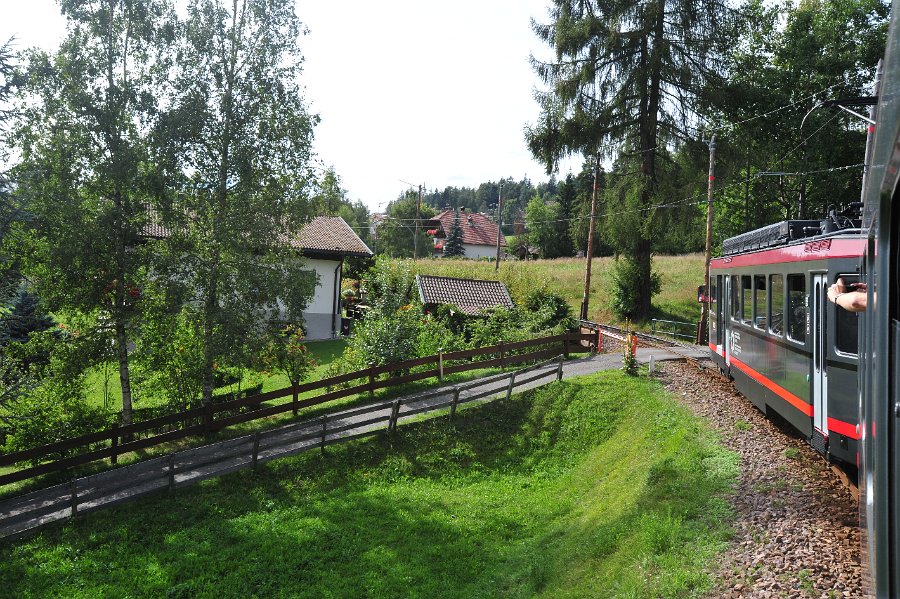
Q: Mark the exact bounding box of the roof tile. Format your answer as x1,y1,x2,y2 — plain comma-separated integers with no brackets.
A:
416,274,514,315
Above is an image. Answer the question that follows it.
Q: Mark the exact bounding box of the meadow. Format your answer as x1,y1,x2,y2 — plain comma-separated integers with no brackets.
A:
0,370,738,598
406,253,706,325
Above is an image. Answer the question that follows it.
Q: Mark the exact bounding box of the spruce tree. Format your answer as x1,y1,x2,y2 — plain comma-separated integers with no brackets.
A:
527,0,734,319
443,210,465,257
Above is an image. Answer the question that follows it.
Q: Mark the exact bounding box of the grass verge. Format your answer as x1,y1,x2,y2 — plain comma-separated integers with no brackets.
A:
0,370,737,598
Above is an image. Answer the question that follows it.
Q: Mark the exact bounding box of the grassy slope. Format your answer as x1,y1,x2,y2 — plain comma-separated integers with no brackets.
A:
408,254,705,326
1,371,737,598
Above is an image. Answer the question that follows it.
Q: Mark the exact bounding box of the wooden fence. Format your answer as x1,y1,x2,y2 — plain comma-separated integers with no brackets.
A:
0,331,597,489
0,355,566,539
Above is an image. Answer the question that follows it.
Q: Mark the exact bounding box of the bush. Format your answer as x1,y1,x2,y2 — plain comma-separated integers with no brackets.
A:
261,325,316,385
522,289,576,333
610,256,661,319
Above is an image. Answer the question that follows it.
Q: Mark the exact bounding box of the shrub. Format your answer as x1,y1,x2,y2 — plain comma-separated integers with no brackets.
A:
610,255,661,319
261,325,316,385
522,288,576,333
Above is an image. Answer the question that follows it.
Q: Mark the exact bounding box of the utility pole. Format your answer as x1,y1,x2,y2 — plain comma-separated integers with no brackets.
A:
580,153,600,321
494,182,503,270
414,183,422,261
698,135,715,345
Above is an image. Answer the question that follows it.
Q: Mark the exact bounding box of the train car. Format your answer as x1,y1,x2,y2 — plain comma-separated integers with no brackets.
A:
709,211,865,468
858,2,900,593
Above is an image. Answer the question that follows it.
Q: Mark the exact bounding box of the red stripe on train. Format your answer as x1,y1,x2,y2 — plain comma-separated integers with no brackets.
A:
827,417,860,440
729,356,814,416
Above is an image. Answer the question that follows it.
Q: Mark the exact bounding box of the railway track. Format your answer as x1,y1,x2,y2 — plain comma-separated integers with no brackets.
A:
580,319,860,501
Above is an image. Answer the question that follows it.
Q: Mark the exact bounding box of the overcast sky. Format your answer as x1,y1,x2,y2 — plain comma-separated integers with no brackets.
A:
1,1,581,211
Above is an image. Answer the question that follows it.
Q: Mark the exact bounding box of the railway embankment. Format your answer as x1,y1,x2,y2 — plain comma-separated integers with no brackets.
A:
657,362,862,598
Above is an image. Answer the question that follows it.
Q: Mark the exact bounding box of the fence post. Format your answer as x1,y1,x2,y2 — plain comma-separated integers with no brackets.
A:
438,348,444,382
291,382,299,416
70,480,78,517
368,362,376,399
168,455,176,492
505,372,516,401
388,399,401,432
631,333,638,358
449,387,460,420
596,329,603,353
499,340,505,371
110,423,119,465
320,416,328,454
204,402,214,436
557,354,564,381
252,432,261,469
562,335,569,359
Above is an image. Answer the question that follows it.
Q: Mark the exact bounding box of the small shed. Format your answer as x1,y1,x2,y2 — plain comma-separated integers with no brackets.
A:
416,275,514,315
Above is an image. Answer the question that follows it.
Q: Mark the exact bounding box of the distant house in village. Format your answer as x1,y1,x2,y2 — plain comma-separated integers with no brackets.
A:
284,216,373,340
416,274,514,315
428,209,506,260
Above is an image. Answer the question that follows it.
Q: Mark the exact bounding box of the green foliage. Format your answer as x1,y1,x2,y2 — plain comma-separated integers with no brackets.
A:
155,0,318,404
611,255,662,320
365,256,418,316
1,322,114,456
135,302,205,411
375,193,436,258
261,325,316,385
0,371,738,597
0,286,53,346
522,288,576,333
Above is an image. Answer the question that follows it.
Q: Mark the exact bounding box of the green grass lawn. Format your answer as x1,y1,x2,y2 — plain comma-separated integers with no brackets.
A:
0,370,738,598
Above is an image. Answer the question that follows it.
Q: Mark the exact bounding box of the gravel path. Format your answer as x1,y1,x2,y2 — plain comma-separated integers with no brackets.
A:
654,362,862,598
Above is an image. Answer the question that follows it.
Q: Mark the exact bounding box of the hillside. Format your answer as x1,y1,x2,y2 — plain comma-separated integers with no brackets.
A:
0,371,737,598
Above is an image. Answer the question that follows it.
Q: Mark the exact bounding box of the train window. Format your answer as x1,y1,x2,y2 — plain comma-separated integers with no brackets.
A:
835,274,860,355
787,274,807,343
741,275,752,324
769,275,784,336
754,275,766,329
730,275,740,320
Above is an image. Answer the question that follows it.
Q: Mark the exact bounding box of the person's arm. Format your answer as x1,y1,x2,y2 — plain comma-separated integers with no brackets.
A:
827,279,867,312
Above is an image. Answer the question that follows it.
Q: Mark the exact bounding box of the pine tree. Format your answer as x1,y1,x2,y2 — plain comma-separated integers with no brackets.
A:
443,210,465,257
527,0,734,320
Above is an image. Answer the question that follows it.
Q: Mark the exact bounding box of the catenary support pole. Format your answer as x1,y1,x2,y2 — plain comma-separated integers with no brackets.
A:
580,153,600,320
698,135,715,345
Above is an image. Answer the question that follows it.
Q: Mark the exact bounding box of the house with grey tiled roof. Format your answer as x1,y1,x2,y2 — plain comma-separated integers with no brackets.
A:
416,274,514,315
429,209,506,260
287,217,372,339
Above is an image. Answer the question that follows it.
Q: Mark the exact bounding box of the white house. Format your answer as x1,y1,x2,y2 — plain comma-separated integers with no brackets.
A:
287,216,373,340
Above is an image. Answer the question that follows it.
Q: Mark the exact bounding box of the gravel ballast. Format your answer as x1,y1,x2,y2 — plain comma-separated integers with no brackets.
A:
655,362,863,598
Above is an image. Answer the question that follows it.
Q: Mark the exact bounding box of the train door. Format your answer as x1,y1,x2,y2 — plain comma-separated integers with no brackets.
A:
811,273,828,450
723,275,732,367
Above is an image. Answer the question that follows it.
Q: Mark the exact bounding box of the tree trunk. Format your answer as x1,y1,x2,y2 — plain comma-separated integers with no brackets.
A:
114,317,133,428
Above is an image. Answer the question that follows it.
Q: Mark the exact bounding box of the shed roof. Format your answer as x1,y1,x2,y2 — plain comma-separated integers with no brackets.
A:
416,274,514,315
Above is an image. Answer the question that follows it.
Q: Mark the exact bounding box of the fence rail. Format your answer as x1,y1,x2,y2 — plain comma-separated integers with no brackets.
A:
0,331,595,489
0,355,566,539
650,319,698,342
